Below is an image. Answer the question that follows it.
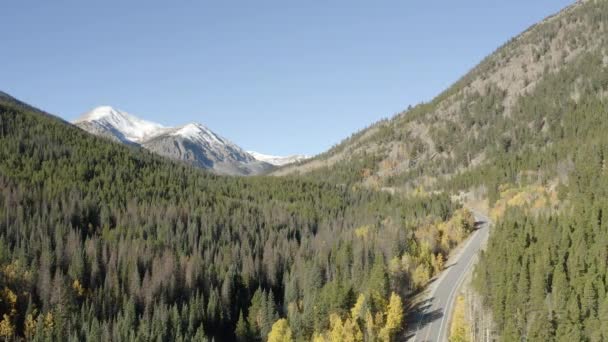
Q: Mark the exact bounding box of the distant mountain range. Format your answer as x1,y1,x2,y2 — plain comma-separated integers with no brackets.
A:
74,106,307,175
247,151,309,166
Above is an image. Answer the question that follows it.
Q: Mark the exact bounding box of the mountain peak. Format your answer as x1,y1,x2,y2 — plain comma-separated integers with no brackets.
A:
73,107,277,175
171,123,227,146
75,106,165,143
75,105,121,122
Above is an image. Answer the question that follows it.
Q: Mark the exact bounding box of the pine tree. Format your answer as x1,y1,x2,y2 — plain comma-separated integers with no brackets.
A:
527,310,553,341
248,288,264,337
235,310,249,342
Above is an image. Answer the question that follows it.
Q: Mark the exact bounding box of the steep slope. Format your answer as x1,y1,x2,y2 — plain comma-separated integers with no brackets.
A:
274,0,603,192
74,106,273,175
247,151,310,166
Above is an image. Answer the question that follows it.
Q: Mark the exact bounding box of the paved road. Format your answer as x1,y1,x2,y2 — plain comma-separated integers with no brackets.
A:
405,212,490,342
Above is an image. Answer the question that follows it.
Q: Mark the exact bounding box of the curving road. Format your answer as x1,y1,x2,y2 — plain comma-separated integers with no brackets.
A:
405,212,490,342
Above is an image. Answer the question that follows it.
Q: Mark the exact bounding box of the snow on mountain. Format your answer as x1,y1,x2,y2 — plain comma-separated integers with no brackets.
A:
172,123,228,147
75,106,167,143
247,151,310,166
73,106,273,175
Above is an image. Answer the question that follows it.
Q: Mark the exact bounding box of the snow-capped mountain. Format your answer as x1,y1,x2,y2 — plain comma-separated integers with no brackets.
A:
74,106,168,144
73,106,273,175
247,151,310,166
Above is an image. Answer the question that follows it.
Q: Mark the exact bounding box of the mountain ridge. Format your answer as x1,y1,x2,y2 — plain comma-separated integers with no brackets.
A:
73,106,303,175
272,0,600,191
247,151,310,166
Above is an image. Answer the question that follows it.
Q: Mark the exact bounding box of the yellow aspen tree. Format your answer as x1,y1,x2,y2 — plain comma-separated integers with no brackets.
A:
24,312,37,340
433,253,445,275
312,333,326,342
365,311,377,341
351,294,366,321
388,257,401,278
449,296,470,342
0,314,14,339
412,264,431,289
400,254,412,273
267,318,293,342
72,279,86,297
2,288,17,315
374,312,385,334
379,292,404,341
44,312,54,333
329,313,344,342
342,317,363,342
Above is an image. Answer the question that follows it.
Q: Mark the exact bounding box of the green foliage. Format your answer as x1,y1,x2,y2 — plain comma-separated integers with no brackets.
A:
0,99,460,341
474,143,608,340
467,4,608,339
4,2,603,342
235,310,249,342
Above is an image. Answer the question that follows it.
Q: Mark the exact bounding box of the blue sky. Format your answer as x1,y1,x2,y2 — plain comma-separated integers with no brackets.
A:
1,1,573,156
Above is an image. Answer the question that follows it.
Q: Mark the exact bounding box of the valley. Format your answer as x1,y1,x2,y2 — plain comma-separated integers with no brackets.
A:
2,0,608,341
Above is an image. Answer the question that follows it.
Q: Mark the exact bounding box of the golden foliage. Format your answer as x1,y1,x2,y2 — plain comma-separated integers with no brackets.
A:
364,311,376,340
388,257,402,278
351,294,366,321
412,264,431,290
313,322,364,342
24,312,37,339
312,333,325,342
343,317,364,342
400,254,413,273
449,296,470,342
432,253,445,275
379,292,404,341
267,318,293,342
2,261,32,284
328,314,344,342
0,314,14,339
426,208,476,254
72,279,86,297
1,287,17,315
491,184,557,220
355,225,371,239
44,312,54,333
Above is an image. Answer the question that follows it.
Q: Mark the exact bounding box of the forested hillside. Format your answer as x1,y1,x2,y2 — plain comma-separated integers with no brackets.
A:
3,1,608,341
471,7,608,341
0,98,474,341
276,1,608,340
274,1,606,193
